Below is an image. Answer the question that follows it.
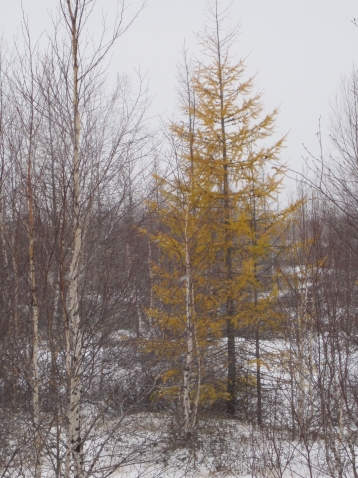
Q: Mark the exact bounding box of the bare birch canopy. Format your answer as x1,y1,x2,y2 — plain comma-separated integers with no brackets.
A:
2,0,356,188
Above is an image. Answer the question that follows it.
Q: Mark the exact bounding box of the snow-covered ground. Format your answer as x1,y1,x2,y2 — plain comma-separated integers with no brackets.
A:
4,333,358,477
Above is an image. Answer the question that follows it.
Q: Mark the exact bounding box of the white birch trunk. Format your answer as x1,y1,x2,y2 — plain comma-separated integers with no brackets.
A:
67,255,83,477
136,293,144,336
30,235,41,478
191,315,202,432
308,323,314,422
0,193,7,270
297,273,308,431
297,323,305,429
66,2,83,475
65,307,72,478
147,236,154,328
12,233,19,333
27,138,42,478
183,204,194,439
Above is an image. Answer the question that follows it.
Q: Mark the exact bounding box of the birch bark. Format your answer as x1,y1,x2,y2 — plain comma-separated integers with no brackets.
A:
183,204,194,439
182,203,202,438
22,39,43,476
29,173,41,478
65,1,84,475
26,90,42,478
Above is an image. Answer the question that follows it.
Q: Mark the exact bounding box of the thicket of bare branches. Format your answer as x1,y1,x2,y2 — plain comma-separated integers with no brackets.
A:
1,2,358,478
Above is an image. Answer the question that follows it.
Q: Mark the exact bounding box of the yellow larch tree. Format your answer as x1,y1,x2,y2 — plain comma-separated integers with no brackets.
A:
191,1,293,416
150,0,297,426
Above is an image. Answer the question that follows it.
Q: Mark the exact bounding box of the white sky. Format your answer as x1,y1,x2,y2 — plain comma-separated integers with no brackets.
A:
1,0,357,190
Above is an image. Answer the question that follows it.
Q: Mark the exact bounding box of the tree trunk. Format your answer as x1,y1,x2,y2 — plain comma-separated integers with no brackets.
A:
66,2,83,475
27,121,42,478
255,327,262,426
215,33,236,416
183,204,194,438
226,313,236,416
214,19,236,415
147,236,154,328
191,318,202,432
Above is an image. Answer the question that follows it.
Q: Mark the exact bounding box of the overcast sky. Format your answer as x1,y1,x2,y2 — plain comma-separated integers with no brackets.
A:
1,0,357,190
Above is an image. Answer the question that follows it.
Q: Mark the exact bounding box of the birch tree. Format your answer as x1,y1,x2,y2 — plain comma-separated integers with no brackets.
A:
146,53,222,438
56,1,146,474
63,2,84,472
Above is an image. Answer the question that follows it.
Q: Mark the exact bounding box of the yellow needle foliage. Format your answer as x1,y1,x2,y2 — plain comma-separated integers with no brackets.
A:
147,1,298,422
145,55,227,429
189,3,297,416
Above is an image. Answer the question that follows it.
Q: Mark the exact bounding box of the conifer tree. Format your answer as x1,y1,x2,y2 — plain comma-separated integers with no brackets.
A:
150,0,296,423
192,1,291,416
